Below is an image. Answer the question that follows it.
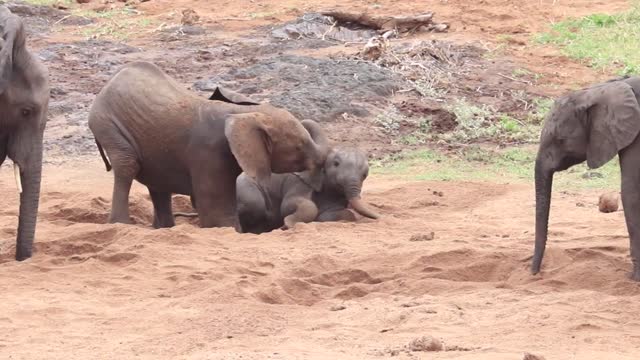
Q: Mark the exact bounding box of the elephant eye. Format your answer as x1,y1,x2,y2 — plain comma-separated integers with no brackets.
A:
333,160,340,167
21,108,32,117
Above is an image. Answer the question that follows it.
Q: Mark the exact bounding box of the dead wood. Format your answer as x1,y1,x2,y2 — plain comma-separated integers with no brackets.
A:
320,11,448,33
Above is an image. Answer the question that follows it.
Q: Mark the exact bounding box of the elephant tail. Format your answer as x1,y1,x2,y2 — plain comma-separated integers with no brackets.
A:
95,139,112,172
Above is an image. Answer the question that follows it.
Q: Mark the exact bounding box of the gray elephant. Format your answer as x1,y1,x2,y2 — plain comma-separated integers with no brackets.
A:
88,61,328,229
235,144,380,234
533,76,640,281
0,7,50,261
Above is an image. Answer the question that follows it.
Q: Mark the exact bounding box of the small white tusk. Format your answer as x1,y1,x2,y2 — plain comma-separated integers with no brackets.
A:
14,163,22,194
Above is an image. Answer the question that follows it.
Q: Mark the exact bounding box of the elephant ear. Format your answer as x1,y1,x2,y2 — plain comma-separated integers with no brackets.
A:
299,119,329,191
581,81,640,169
0,7,26,94
294,169,324,192
209,86,260,105
224,112,273,183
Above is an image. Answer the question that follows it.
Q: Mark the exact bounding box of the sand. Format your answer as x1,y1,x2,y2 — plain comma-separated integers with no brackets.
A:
1,160,639,359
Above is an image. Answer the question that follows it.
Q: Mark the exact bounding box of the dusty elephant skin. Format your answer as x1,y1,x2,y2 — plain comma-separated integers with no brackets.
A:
533,76,640,281
236,141,380,234
88,61,328,229
0,6,50,261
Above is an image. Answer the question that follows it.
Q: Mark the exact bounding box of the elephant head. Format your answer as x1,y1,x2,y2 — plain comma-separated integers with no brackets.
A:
323,146,380,219
532,80,640,274
224,110,329,187
0,6,49,261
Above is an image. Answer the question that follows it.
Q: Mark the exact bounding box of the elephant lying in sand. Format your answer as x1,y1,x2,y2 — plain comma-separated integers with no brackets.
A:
532,76,640,281
0,6,50,261
235,143,381,234
88,61,328,229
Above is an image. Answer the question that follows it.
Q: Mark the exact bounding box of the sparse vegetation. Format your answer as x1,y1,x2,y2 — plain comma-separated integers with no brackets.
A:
23,0,72,5
78,18,154,40
529,97,554,124
372,146,620,190
438,99,540,144
536,4,640,75
70,8,155,40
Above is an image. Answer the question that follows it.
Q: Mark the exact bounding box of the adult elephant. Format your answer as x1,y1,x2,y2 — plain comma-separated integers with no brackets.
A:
88,61,328,229
532,76,640,281
0,7,50,261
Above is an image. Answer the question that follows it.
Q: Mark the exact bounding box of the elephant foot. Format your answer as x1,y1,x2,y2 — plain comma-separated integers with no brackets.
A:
109,216,132,225
15,250,32,261
152,218,176,229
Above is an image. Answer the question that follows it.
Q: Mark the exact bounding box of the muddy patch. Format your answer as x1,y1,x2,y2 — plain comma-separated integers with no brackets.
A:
271,13,378,42
195,55,405,122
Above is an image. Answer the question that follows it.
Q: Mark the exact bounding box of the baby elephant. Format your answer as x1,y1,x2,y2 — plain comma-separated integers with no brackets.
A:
236,146,380,234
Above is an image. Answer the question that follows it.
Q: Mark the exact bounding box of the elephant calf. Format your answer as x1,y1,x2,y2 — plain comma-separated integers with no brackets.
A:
532,76,640,281
236,146,380,234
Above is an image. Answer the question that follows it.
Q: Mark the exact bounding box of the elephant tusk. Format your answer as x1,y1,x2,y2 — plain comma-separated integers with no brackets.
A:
14,163,22,194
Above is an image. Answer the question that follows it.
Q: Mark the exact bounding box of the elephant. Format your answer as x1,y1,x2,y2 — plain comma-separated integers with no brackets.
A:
532,76,640,281
235,143,381,234
0,7,50,261
88,61,328,229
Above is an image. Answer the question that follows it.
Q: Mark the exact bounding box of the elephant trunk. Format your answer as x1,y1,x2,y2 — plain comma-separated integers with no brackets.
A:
301,120,330,168
14,140,43,261
532,158,554,274
345,180,380,219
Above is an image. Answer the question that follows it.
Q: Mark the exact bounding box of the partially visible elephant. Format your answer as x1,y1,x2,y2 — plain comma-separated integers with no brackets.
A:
236,143,380,234
88,61,328,229
0,7,50,261
532,76,640,281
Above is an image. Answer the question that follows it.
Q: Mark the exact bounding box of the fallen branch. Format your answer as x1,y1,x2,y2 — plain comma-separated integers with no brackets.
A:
497,73,533,85
320,10,448,33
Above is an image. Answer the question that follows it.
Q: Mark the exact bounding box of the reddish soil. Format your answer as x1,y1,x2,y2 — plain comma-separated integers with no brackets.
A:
1,1,639,359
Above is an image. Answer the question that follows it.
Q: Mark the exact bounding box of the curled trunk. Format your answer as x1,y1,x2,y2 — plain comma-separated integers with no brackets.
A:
532,159,553,274
349,197,380,219
301,119,330,166
343,178,380,219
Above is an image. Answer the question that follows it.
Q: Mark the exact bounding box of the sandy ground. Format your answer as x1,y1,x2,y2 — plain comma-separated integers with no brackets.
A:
1,161,640,359
1,0,640,359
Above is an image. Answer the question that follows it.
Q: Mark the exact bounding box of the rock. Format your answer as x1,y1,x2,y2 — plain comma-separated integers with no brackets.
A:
598,192,619,213
523,353,546,360
330,305,346,311
76,0,91,4
582,171,603,179
180,25,205,35
407,336,443,352
409,232,435,242
181,8,200,26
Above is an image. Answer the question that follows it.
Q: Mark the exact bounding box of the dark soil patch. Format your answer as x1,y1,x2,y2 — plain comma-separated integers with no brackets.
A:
6,1,93,36
396,99,457,133
195,55,405,122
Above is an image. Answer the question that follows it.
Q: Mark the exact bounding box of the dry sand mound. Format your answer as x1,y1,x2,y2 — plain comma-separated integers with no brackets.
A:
1,162,639,359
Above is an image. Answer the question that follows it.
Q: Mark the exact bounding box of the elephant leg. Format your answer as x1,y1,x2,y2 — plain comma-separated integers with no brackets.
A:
109,160,139,224
619,147,640,281
281,196,318,230
317,208,357,223
191,164,237,228
236,176,271,234
149,190,175,228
